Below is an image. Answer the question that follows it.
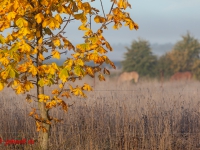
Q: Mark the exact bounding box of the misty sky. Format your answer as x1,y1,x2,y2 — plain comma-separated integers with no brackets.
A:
2,0,200,61
66,0,200,45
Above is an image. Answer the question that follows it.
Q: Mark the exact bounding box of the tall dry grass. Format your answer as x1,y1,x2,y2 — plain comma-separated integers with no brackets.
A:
1,77,200,150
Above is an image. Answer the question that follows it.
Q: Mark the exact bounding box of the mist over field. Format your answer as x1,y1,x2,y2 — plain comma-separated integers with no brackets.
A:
1,78,200,149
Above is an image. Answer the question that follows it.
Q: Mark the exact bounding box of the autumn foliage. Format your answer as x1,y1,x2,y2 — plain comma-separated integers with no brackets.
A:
0,0,138,149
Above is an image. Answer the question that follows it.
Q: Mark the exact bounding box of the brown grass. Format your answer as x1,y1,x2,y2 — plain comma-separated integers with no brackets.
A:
1,77,200,150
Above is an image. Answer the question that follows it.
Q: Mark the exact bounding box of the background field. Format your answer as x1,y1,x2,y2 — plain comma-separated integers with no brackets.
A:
1,77,200,150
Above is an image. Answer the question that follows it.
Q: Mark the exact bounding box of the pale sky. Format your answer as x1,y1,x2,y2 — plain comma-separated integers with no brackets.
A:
2,0,200,61
66,0,200,45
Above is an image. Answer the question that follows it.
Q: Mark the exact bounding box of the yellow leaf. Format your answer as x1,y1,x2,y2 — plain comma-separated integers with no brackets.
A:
61,92,71,98
64,59,74,70
105,41,112,51
89,53,98,61
41,0,49,6
74,13,87,23
13,80,20,87
48,18,60,29
134,22,139,30
117,0,123,8
94,15,106,23
1,70,9,80
75,59,84,66
20,41,31,52
7,11,17,21
29,111,34,116
127,21,139,30
24,81,34,91
0,34,5,44
113,24,118,30
88,37,98,44
78,24,89,31
46,100,57,109
84,29,93,36
61,101,68,112
38,37,43,44
112,8,120,15
52,50,60,59
82,83,92,91
36,121,41,132
21,27,31,36
72,87,83,96
89,44,98,50
52,89,59,95
69,84,73,91
39,53,45,61
106,14,113,21
29,65,37,76
82,2,91,13
18,64,28,72
59,84,63,89
95,56,105,64
98,74,105,81
31,48,38,55
86,66,94,77
59,68,69,82
0,82,4,91
15,85,24,94
76,43,90,52
71,53,80,59
0,57,9,66
35,13,44,24
123,1,128,9
58,5,67,13
97,46,107,54
103,68,110,75
74,13,83,20
53,39,60,47
74,65,84,76
16,18,28,28
42,18,50,28
54,14,63,24
38,94,50,103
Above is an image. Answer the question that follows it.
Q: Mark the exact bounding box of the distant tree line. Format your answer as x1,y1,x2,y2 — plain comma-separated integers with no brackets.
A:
121,32,200,80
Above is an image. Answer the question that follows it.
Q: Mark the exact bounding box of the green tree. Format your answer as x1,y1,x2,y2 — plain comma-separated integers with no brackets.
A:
157,32,200,80
0,0,138,149
157,53,173,79
160,33,200,80
121,38,157,77
169,33,200,72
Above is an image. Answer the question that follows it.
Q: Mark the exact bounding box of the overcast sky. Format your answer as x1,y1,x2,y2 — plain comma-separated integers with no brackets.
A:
66,0,200,45
2,0,200,61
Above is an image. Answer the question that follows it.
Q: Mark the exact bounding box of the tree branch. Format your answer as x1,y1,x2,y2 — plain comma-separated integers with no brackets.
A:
100,0,106,18
56,15,72,37
44,50,68,60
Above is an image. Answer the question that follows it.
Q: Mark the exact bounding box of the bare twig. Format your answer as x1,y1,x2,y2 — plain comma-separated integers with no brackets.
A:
100,0,106,18
56,15,72,37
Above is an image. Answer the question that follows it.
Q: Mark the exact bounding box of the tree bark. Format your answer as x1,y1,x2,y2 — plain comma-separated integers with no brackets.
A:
37,86,50,150
36,21,50,150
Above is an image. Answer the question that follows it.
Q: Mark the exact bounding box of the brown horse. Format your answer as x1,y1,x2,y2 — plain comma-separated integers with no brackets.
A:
118,71,139,83
170,71,192,81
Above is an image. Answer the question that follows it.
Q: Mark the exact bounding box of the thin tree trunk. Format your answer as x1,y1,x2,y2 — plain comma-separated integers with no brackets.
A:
37,86,50,150
36,22,50,149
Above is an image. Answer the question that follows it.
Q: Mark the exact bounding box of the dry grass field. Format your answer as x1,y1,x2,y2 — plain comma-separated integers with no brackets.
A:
1,77,200,150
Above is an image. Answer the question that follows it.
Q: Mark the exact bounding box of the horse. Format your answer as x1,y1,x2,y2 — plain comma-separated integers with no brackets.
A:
118,71,139,83
170,71,192,81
